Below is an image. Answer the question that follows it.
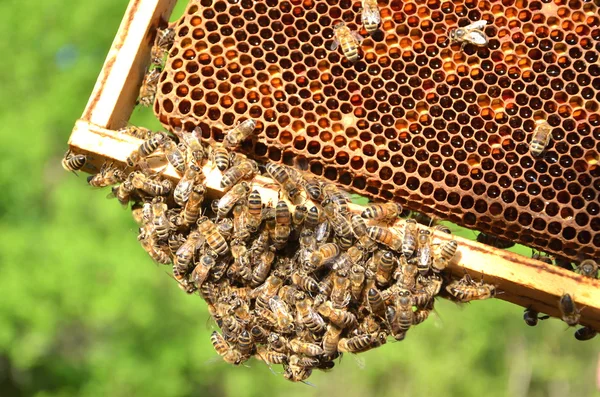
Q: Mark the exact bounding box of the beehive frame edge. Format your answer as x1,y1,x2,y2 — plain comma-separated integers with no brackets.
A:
67,0,600,331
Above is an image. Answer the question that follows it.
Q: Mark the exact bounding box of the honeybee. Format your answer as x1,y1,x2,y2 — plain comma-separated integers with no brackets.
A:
577,259,599,278
87,162,126,187
389,290,413,340
317,300,357,329
431,238,456,273
273,200,291,248
366,226,402,252
210,331,244,365
303,177,323,201
308,243,340,269
138,232,172,265
221,159,258,190
360,0,381,35
182,129,208,163
150,197,173,241
250,326,270,345
125,132,167,167
252,273,284,307
321,183,350,214
217,181,251,219
173,164,202,206
265,163,302,204
289,339,324,357
448,20,489,51
531,251,553,265
190,252,215,287
530,120,553,157
151,27,175,67
322,199,352,238
559,293,580,326
432,224,452,234
129,171,172,196
574,326,598,341
402,219,418,257
445,274,497,302
476,232,515,249
367,287,386,317
305,206,320,231
178,184,205,227
394,260,418,290
61,149,87,174
349,264,366,302
137,67,161,107
329,22,363,63
361,202,403,221
245,189,263,233
375,250,396,286
523,307,550,326
162,139,186,175
173,230,202,281
117,125,155,140
196,216,229,256
283,359,313,383
269,296,295,333
295,293,327,334
256,346,288,365
223,119,257,148
211,144,231,171
330,269,352,308
338,333,386,353
315,221,332,244
109,179,135,207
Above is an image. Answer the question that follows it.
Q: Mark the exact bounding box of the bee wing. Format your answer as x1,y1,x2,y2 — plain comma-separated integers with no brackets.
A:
464,31,488,45
466,20,488,30
328,38,340,51
352,31,365,43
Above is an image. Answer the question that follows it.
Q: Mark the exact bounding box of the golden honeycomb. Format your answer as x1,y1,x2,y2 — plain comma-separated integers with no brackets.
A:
154,0,600,262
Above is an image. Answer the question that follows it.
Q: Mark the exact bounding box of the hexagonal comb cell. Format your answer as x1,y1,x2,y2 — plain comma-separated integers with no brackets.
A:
155,0,600,261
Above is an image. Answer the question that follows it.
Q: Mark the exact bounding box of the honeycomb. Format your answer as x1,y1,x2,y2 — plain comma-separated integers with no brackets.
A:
154,0,600,262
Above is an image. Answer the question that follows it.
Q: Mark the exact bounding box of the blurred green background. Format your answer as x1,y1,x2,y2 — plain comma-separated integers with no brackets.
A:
0,1,598,396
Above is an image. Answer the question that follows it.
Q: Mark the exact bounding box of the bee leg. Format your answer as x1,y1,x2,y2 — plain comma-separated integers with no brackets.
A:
460,42,467,52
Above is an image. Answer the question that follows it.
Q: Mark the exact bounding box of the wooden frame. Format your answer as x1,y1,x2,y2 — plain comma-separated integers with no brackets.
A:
67,0,600,330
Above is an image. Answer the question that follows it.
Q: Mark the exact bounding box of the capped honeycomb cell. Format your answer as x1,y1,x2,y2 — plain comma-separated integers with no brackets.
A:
155,0,600,262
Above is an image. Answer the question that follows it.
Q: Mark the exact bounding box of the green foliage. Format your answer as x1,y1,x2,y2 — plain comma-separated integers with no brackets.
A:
0,1,597,396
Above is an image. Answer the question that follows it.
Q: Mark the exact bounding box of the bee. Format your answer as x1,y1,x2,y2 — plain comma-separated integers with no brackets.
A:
221,159,258,190
322,199,352,238
438,240,458,262
125,132,167,167
250,249,274,288
267,333,290,352
361,202,403,221
523,307,550,326
223,119,257,148
109,179,135,207
211,144,231,171
338,333,386,353
366,226,402,252
256,346,288,365
283,359,313,383
217,218,235,241
360,0,381,35
349,264,366,302
303,178,323,201
177,184,205,227
330,269,352,308
269,296,295,333
559,293,580,326
530,120,553,157
139,233,172,265
137,67,161,107
273,200,291,248
162,139,187,175
129,171,172,196
173,230,202,280
388,290,414,340
87,162,126,187
317,300,357,329
321,324,342,359
252,273,284,308
291,271,320,294
61,149,86,174
367,287,386,317
448,20,489,51
229,243,252,282
151,27,175,67
292,204,307,229
402,219,418,257
305,206,320,231
210,331,244,365
531,251,553,265
574,326,598,341
182,129,208,163
445,274,497,302
329,22,363,63
375,250,396,286
289,339,324,357
295,293,327,334
191,252,215,288
265,163,301,204
432,224,452,234
321,183,350,214
476,232,515,249
308,243,340,269
173,164,202,206
245,189,263,233
117,125,155,140
315,221,332,244
217,181,251,219
577,259,599,278
250,325,270,345
196,216,229,256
